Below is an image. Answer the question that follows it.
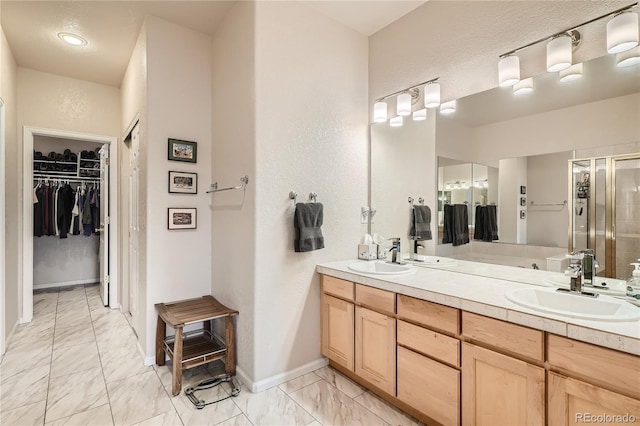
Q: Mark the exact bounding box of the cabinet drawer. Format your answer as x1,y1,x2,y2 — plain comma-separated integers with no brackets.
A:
322,275,354,301
397,320,460,367
356,284,395,314
398,346,460,426
462,312,543,361
548,335,640,399
397,294,459,335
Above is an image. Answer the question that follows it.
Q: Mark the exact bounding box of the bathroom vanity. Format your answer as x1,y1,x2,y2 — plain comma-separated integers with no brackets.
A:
317,260,640,426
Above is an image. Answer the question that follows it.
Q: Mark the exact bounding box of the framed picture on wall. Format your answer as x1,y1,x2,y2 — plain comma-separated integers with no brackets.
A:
168,171,198,194
168,208,197,230
520,185,527,195
520,197,526,206
168,138,197,163
520,210,526,219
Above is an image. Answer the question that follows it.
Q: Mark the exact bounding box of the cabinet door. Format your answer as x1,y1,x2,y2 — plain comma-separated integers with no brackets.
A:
321,294,354,371
398,345,460,425
462,342,544,426
548,372,640,425
355,306,396,395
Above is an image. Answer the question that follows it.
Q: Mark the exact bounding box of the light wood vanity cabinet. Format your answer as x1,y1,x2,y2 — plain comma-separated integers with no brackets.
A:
320,276,354,371
319,274,640,426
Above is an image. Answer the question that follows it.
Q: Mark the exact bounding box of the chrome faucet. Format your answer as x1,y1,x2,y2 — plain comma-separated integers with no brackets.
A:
561,250,599,298
388,238,402,264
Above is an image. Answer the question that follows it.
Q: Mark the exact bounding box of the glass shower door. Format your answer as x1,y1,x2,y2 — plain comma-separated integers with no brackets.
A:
611,156,640,280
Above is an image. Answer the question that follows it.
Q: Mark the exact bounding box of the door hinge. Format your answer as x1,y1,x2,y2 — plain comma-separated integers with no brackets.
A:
105,275,110,284
105,216,110,225
106,157,110,166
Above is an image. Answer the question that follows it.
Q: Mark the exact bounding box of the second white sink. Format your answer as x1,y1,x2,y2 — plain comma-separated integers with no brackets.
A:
505,287,640,322
348,261,415,275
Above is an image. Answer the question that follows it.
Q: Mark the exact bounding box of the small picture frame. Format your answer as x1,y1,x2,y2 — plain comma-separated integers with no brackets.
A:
520,197,526,206
168,208,197,230
520,185,527,195
168,171,197,194
168,138,197,163
520,210,526,219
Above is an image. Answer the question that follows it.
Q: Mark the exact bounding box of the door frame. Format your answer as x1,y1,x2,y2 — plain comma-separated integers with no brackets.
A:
0,97,6,354
22,126,119,322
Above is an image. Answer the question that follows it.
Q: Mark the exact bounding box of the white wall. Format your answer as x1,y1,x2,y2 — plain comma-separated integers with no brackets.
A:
211,1,257,381
142,16,213,359
498,157,527,244
527,151,571,248
252,1,368,384
1,19,19,347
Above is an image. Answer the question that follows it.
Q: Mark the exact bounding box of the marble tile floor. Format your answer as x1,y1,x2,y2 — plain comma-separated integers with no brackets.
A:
1,284,423,426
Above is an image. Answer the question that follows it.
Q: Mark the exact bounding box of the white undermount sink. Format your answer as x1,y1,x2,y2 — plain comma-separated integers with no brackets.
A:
505,287,640,322
348,261,415,275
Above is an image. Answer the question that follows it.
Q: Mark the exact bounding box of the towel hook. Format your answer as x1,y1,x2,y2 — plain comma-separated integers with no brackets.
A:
289,191,298,204
408,197,414,205
418,197,424,205
309,192,317,202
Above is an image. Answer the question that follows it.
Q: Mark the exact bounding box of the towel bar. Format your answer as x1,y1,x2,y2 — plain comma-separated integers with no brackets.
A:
530,200,567,207
207,176,249,194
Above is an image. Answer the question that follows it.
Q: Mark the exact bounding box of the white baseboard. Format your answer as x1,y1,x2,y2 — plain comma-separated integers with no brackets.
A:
237,357,329,393
34,278,99,290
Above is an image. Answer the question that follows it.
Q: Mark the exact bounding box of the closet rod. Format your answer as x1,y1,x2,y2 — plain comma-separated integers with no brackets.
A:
33,176,100,183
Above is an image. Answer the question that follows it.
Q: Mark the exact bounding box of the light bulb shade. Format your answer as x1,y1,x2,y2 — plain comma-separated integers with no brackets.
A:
498,56,520,87
397,93,412,116
440,100,456,115
607,12,639,54
424,83,441,108
559,62,584,82
547,35,572,72
412,108,427,121
513,77,534,95
617,46,640,67
373,101,388,122
389,116,403,127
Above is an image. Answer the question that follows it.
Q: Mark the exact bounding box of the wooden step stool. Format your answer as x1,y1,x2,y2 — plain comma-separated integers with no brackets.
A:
155,295,238,396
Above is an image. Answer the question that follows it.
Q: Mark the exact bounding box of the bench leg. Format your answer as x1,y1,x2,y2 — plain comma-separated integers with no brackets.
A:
172,327,184,396
225,316,236,376
156,317,166,366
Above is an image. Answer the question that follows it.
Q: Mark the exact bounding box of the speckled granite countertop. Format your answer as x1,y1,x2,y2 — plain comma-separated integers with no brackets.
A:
317,259,640,356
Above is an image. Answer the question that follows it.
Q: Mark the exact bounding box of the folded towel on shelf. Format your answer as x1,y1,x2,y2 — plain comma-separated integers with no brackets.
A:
294,202,325,252
409,205,432,240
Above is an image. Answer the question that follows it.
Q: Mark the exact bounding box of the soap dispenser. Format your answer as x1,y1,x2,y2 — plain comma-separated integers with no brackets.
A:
626,262,640,306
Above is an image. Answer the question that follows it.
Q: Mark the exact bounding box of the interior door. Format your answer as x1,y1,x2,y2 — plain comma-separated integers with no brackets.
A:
129,124,140,326
99,144,110,305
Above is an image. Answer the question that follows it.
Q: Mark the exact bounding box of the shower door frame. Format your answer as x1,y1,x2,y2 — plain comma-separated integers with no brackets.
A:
568,152,640,279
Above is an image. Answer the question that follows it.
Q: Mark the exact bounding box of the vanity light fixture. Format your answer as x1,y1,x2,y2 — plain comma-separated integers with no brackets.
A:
617,46,640,67
372,77,439,123
389,116,403,127
547,33,576,72
513,77,534,95
397,93,412,116
58,32,87,46
497,2,637,84
559,63,584,82
607,11,639,54
424,82,441,108
498,55,520,87
374,101,388,122
440,100,456,115
412,108,427,121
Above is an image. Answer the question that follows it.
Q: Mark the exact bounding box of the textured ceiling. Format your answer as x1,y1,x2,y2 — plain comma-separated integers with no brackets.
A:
1,0,426,87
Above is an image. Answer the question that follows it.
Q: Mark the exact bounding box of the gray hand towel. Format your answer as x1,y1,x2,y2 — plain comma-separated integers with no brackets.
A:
409,205,432,240
294,202,325,252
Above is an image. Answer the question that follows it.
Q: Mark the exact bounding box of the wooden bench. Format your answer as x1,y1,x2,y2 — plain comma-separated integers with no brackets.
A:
155,295,238,396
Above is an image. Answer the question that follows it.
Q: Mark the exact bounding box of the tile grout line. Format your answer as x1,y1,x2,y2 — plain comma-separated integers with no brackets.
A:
41,287,60,425
85,284,118,426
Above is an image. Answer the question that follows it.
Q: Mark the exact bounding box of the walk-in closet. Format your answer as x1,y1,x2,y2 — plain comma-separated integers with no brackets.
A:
33,135,106,291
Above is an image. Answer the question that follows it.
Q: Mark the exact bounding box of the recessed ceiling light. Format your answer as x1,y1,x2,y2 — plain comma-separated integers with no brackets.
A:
58,32,87,46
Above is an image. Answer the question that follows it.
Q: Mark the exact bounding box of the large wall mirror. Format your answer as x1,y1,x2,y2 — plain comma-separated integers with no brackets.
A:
371,52,640,278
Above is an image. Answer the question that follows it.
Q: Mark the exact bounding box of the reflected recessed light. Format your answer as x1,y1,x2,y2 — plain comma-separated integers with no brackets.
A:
58,32,87,46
